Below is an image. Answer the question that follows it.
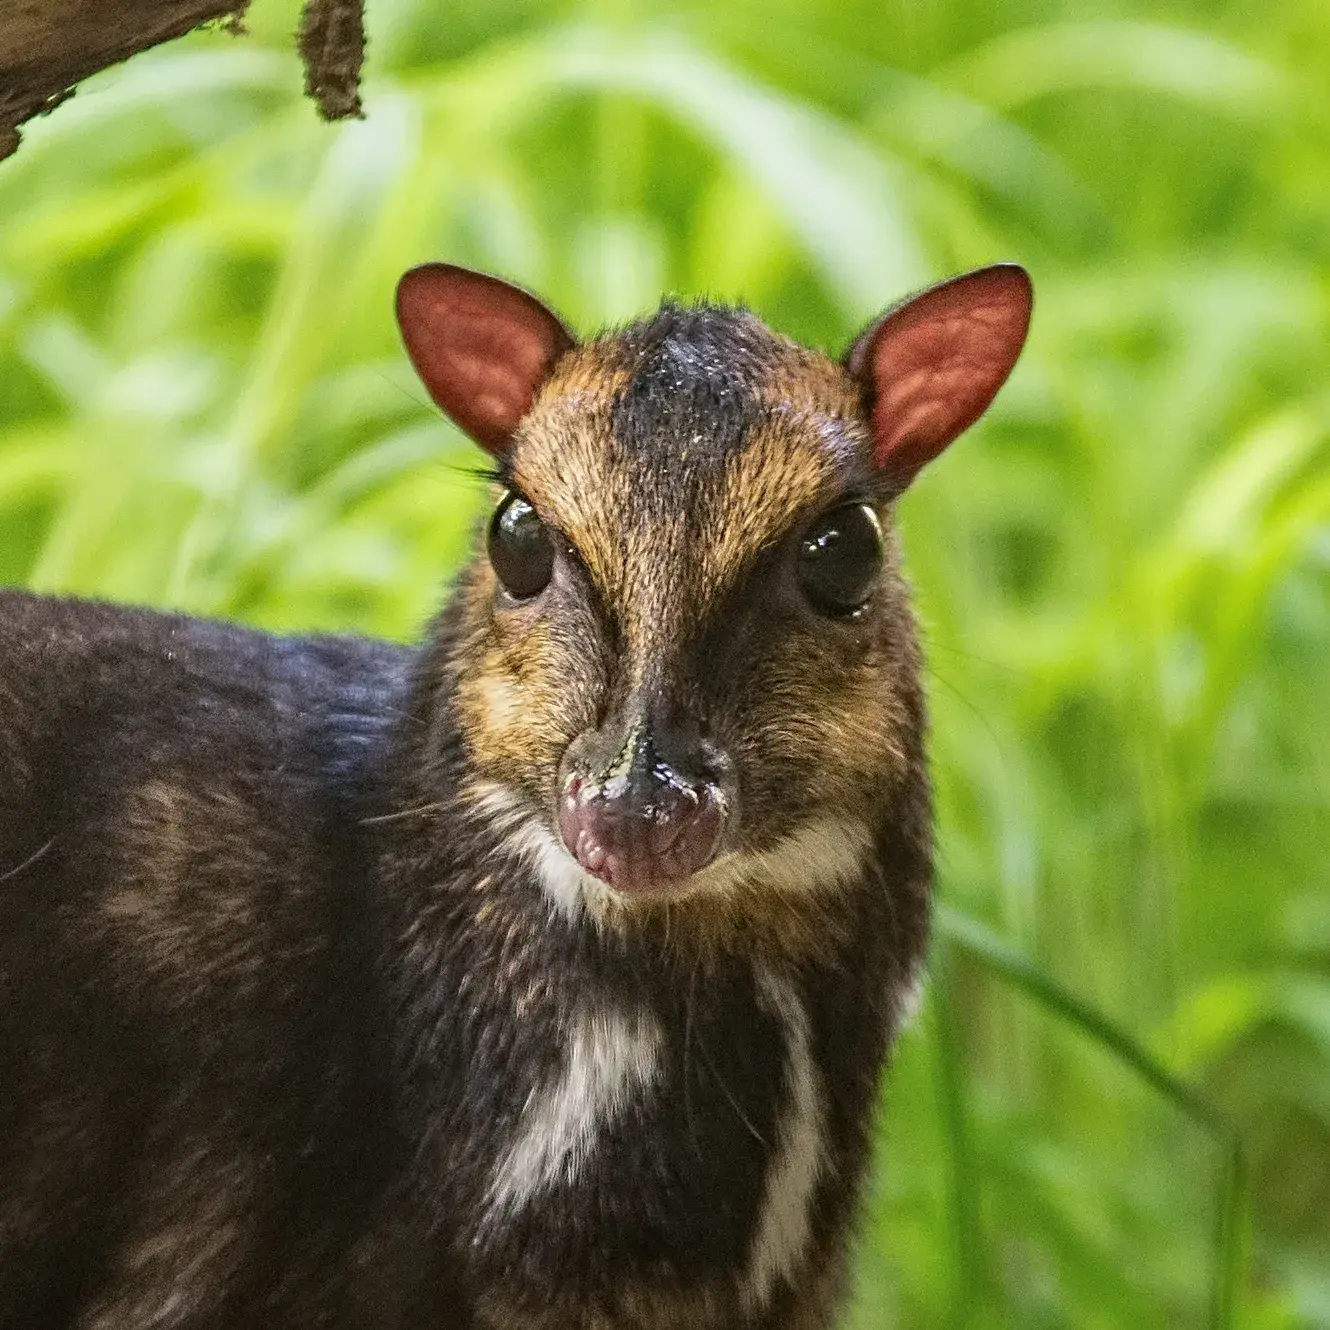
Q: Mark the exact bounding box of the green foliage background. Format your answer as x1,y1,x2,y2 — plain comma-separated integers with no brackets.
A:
1,0,1327,1323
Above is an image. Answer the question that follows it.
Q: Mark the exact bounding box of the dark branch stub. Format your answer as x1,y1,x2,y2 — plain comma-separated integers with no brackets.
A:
298,0,367,122
0,0,252,162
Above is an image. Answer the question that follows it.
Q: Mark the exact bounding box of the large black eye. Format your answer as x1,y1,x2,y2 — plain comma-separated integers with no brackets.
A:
488,492,554,600
796,503,884,616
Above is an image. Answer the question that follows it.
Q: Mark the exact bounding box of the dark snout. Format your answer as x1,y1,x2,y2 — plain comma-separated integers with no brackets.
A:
556,718,732,897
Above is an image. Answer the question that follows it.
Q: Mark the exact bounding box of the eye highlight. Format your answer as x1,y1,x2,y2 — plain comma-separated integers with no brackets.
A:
488,492,554,600
796,502,884,617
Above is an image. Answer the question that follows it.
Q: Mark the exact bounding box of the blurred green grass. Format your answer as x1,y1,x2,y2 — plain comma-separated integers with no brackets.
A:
1,0,1328,1323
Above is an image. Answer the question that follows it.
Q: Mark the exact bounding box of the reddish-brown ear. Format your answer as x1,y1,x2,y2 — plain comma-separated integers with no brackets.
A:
845,264,1032,485
396,263,576,457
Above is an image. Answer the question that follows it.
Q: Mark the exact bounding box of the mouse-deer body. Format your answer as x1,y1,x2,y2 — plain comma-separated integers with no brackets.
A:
0,262,1031,1329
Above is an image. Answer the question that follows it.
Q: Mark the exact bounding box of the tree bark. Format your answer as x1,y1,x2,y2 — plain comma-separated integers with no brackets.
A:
0,0,365,162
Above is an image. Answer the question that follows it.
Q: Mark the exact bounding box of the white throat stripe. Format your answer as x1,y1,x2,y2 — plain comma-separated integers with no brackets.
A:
485,1004,663,1220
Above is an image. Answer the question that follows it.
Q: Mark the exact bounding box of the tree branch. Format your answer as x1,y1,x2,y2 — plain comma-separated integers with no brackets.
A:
0,0,367,162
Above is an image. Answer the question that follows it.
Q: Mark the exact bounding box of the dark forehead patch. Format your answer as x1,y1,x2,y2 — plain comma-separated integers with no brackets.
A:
610,304,781,464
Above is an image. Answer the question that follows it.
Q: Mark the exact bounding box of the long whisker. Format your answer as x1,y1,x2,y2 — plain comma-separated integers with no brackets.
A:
693,1020,769,1151
0,837,55,884
359,802,447,826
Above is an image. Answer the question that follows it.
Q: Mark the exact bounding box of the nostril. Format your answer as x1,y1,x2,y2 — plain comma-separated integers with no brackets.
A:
668,783,725,877
646,801,687,857
643,780,696,851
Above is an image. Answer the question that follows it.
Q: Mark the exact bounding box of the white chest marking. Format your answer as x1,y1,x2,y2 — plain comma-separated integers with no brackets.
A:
485,1004,663,1220
740,968,826,1311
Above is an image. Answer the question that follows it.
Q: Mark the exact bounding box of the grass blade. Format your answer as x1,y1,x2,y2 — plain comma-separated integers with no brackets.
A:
936,906,1247,1329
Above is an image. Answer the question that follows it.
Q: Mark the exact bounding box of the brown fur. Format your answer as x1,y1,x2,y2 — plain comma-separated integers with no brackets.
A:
76,1141,259,1330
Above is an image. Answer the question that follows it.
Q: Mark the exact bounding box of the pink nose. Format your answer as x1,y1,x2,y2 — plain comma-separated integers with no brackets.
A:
557,771,727,896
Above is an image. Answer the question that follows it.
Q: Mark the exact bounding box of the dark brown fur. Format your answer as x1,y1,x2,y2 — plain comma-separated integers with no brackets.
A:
0,300,935,1329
